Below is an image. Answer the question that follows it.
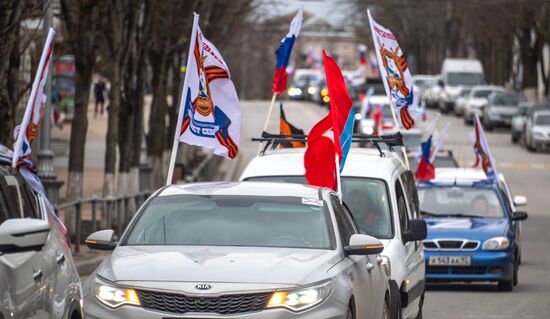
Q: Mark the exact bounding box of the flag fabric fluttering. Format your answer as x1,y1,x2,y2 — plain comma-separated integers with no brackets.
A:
415,135,435,181
472,114,497,181
272,9,303,95
430,122,451,163
279,103,305,148
177,19,241,160
323,50,355,171
367,10,422,130
12,28,56,167
358,44,367,65
304,51,355,191
372,105,383,136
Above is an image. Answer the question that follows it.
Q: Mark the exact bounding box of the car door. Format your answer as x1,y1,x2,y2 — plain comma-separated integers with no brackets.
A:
0,171,49,318
396,174,425,308
330,195,375,318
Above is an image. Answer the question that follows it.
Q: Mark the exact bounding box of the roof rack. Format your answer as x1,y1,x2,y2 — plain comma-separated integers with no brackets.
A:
251,131,404,156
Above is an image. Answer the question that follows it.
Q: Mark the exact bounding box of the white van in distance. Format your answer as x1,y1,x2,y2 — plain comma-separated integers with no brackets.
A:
438,58,485,113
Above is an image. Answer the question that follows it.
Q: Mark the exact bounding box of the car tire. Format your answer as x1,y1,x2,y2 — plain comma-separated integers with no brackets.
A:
513,252,519,286
389,281,402,319
383,297,391,319
346,302,355,319
511,133,519,143
498,279,514,292
415,293,425,319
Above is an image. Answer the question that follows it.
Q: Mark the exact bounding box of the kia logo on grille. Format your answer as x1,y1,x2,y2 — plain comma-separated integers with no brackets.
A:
195,284,212,290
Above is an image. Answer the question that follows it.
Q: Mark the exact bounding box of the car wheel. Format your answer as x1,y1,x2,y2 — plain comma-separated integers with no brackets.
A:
346,303,355,319
511,133,519,143
383,297,391,319
389,281,402,319
498,278,514,291
415,293,425,319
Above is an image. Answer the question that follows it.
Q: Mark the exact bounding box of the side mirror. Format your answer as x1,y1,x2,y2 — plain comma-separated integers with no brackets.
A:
512,211,528,221
403,219,427,243
513,195,527,207
0,219,50,254
85,229,117,251
345,234,384,255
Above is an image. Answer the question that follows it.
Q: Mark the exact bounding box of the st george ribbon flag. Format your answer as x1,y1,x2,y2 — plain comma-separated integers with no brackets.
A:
177,16,240,160
368,10,422,130
304,50,355,191
12,28,56,167
279,103,305,149
472,114,497,182
272,8,303,95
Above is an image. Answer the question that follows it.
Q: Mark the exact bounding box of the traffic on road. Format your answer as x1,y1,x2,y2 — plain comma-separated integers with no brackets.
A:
1,2,550,319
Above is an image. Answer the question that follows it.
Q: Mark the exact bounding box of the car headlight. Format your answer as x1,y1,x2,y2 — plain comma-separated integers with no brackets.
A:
379,255,391,277
534,132,545,138
267,280,332,312
320,88,329,97
354,113,362,120
322,96,330,103
362,126,374,135
482,237,510,250
94,277,141,308
307,86,317,95
288,87,302,96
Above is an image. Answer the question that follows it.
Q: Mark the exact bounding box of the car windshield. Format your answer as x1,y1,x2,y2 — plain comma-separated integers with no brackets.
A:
459,89,472,97
473,89,498,98
493,94,526,107
418,186,504,218
125,195,332,249
517,106,529,115
447,72,483,86
414,78,433,88
244,176,393,239
535,114,550,125
408,155,458,172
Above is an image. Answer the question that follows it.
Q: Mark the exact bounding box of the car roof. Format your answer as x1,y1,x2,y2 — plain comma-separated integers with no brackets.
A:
471,85,505,91
241,147,405,181
158,181,322,199
416,168,495,187
367,95,390,103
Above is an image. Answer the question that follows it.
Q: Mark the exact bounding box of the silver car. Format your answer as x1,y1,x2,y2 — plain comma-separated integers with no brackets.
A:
482,92,527,131
524,107,550,152
83,182,390,319
511,102,533,143
0,156,83,319
463,85,505,125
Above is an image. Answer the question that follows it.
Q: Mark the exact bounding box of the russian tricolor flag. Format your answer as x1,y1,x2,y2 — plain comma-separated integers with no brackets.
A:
415,135,435,181
272,9,303,95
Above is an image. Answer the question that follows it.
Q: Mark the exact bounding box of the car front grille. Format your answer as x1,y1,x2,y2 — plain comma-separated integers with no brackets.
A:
136,289,272,315
423,239,480,251
427,266,486,275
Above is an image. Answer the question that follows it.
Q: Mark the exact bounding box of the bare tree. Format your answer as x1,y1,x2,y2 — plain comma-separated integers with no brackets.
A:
60,0,104,229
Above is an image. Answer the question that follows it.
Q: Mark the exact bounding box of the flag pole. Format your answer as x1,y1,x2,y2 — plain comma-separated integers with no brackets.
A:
12,28,56,167
335,153,342,198
257,92,278,154
166,13,199,185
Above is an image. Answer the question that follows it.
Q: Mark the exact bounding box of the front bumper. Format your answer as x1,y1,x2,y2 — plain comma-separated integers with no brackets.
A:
425,250,514,282
533,138,550,150
84,294,349,319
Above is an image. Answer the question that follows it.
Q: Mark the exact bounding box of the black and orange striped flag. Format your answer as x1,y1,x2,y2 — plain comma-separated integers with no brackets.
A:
279,103,305,148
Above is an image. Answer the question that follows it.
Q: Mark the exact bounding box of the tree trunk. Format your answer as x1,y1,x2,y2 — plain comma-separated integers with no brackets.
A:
518,27,539,100
103,62,121,197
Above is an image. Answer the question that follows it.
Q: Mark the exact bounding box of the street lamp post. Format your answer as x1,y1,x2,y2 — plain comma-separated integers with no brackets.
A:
37,0,62,205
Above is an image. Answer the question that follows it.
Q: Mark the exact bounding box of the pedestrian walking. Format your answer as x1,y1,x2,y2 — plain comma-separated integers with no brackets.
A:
94,76,106,117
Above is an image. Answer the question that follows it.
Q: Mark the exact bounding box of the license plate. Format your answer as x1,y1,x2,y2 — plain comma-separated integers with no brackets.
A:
429,255,471,266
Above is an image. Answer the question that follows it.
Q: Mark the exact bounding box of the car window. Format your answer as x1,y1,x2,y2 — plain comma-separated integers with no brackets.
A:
418,186,504,218
395,180,409,233
244,176,394,239
331,195,357,246
0,170,39,220
401,171,420,219
497,183,513,215
125,195,332,249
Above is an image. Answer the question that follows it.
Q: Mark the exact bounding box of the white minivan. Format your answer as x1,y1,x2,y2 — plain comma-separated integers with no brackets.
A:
240,147,427,319
437,58,485,113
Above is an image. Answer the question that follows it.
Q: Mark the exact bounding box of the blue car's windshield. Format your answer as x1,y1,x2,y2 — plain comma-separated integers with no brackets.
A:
418,186,504,218
125,195,332,249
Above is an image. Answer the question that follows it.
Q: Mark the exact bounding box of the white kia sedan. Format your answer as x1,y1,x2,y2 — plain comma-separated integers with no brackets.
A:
83,182,390,318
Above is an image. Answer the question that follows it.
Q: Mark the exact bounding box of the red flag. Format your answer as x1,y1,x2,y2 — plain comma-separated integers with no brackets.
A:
304,115,337,190
415,136,435,181
372,105,383,136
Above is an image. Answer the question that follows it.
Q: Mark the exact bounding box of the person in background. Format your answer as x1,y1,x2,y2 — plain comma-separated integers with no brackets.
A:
94,76,106,117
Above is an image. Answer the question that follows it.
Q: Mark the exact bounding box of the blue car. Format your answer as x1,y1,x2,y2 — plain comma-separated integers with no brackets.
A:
417,168,528,291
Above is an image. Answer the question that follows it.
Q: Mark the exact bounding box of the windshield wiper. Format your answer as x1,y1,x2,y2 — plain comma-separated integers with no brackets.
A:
440,213,486,219
420,210,439,216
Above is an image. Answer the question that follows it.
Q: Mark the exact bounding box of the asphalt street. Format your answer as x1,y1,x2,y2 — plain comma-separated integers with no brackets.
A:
238,100,550,318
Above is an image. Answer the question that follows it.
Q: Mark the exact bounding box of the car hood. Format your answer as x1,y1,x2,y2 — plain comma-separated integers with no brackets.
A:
425,217,509,239
533,126,550,135
469,98,488,106
96,245,341,285
444,86,462,96
490,106,517,115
